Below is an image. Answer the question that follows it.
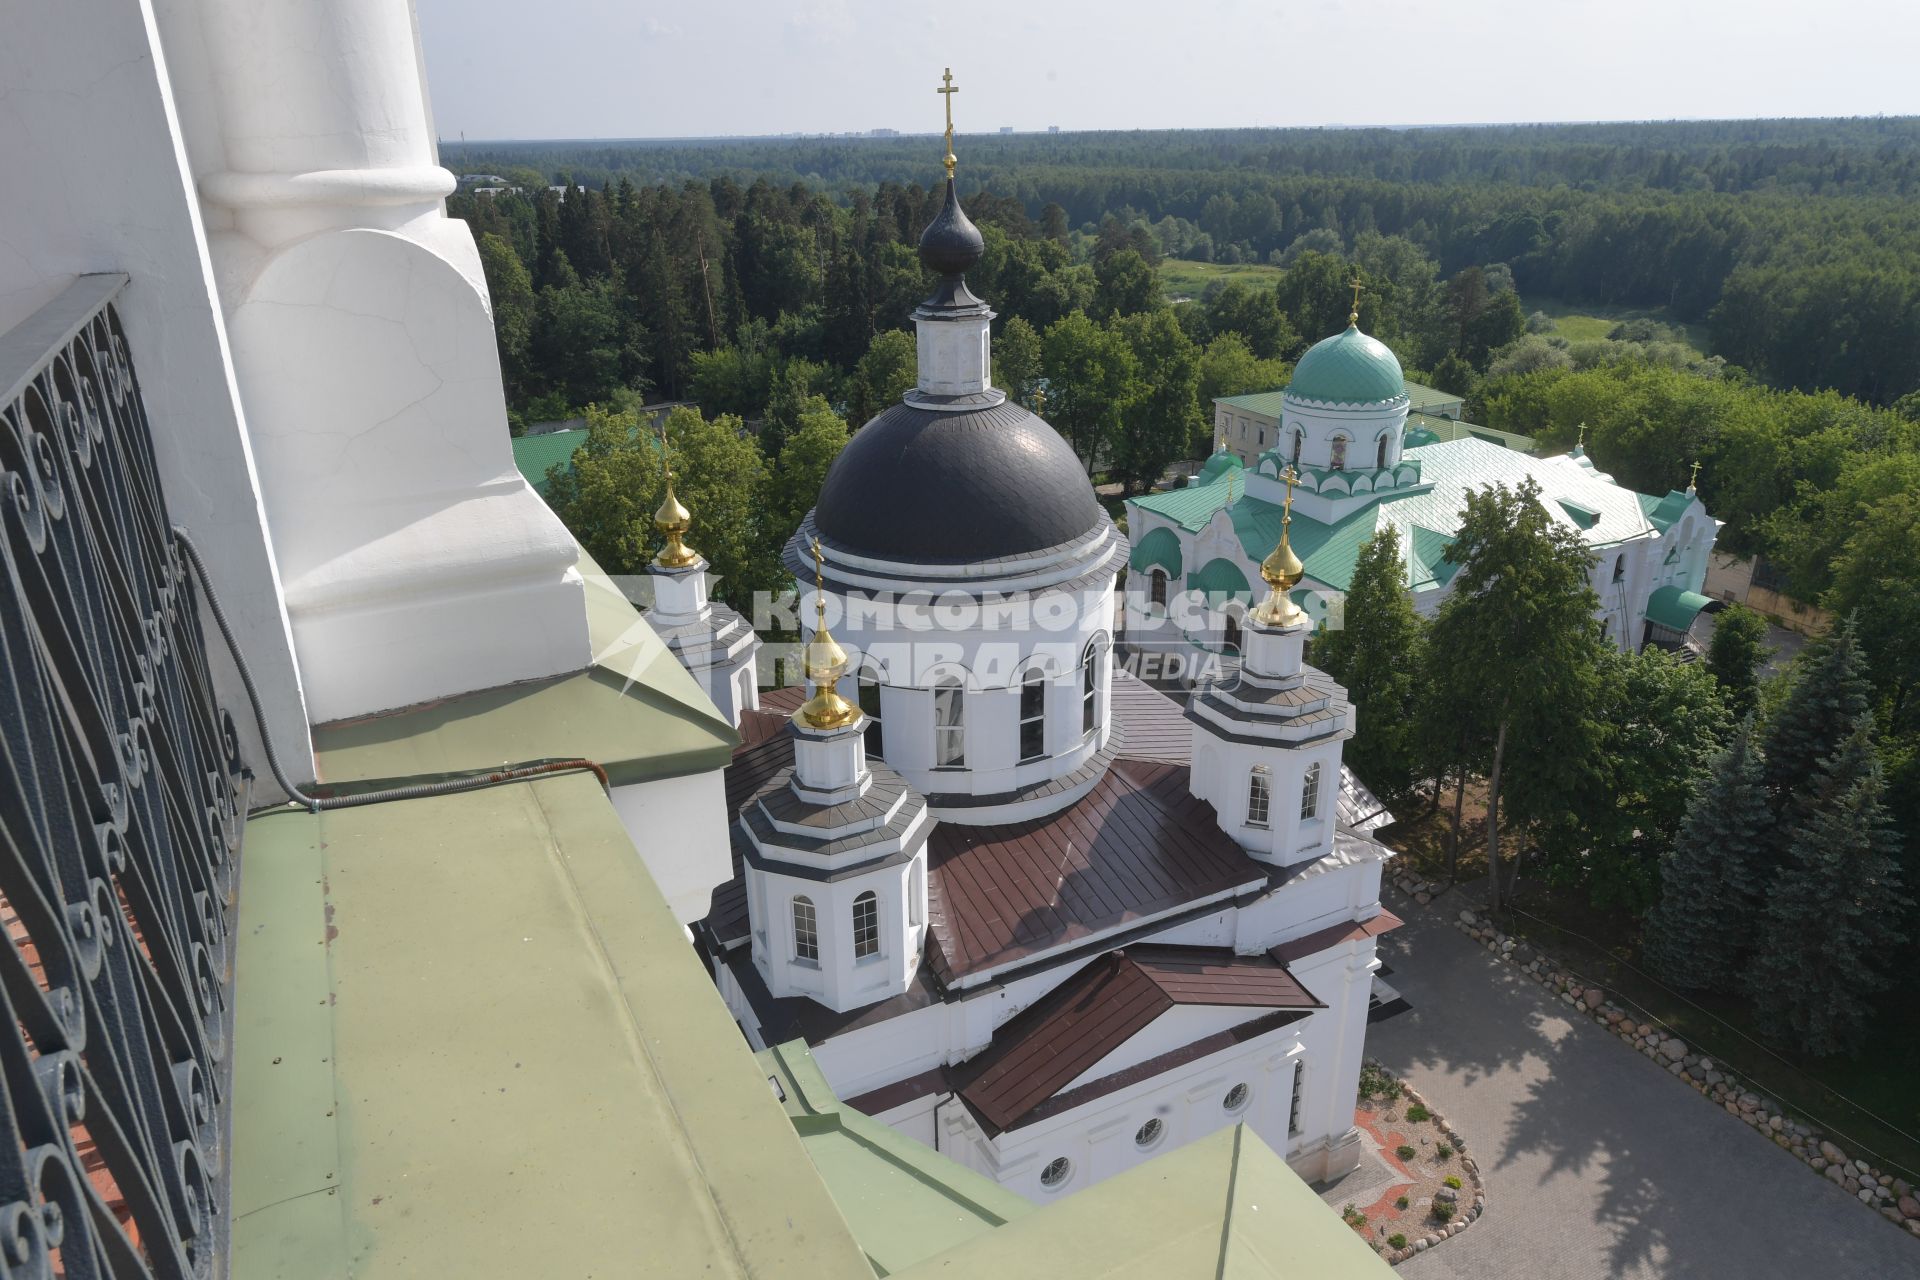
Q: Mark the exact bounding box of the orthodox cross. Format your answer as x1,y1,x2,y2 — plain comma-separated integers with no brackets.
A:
1348,275,1363,326
938,68,959,179
1688,459,1701,491
1281,465,1298,528
810,537,827,623
1576,422,1586,451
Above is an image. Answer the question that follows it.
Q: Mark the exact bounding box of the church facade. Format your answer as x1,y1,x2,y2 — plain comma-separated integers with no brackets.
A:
1125,323,1721,666
690,166,1399,1202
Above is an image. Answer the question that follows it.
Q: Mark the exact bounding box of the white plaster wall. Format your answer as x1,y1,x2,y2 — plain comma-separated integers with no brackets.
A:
748,856,926,1014
1062,1006,1270,1090
0,0,311,782
609,769,733,926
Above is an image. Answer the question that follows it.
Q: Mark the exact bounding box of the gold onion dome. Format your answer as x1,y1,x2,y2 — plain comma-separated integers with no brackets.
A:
653,437,700,569
797,539,861,730
1251,468,1307,627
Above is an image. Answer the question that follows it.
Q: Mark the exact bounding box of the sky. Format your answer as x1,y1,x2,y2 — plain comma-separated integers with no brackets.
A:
416,0,1920,141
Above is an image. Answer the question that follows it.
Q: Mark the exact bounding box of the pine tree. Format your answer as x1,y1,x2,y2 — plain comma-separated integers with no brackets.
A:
1642,719,1768,991
1746,717,1909,1055
1759,618,1872,873
1313,530,1425,803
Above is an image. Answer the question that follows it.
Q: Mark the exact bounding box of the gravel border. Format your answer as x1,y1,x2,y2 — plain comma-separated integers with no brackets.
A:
1359,1063,1488,1266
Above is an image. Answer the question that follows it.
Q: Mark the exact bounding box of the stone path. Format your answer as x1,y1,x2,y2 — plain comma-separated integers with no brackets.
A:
1362,894,1920,1280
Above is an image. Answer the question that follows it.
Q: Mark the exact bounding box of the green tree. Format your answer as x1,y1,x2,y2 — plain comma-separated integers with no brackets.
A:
689,343,775,421
847,329,917,425
477,232,537,414
1205,282,1298,359
1427,479,1605,912
1747,719,1909,1055
1824,493,1920,733
1641,718,1770,992
1108,310,1198,492
1041,311,1138,473
761,358,832,457
1759,618,1873,853
532,277,636,410
1543,646,1731,912
1705,603,1770,718
995,316,1043,405
763,404,851,555
1313,530,1426,802
1093,249,1161,319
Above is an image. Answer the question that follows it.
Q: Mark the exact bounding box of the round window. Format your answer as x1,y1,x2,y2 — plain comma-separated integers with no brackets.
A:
1223,1083,1251,1113
1040,1156,1072,1189
1134,1118,1164,1149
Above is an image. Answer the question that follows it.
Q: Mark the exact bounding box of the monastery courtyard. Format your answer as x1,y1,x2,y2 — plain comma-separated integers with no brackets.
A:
1359,894,1918,1279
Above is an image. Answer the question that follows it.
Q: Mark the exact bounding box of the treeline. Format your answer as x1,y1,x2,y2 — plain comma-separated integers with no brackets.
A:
446,120,1920,404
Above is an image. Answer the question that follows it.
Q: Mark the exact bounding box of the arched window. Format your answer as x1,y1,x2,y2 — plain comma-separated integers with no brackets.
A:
1246,766,1271,828
1149,569,1167,608
858,667,884,758
792,896,818,962
1329,435,1348,472
1257,426,1265,447
1290,426,1303,465
1081,640,1103,736
1224,611,1242,653
1376,434,1389,469
933,677,966,768
1019,669,1047,763
852,891,880,959
1300,761,1322,820
1612,554,1626,583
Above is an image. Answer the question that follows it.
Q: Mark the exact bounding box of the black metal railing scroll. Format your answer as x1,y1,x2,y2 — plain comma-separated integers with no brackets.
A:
0,275,245,1279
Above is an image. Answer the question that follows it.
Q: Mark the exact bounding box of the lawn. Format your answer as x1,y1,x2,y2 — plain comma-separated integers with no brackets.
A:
1383,797,1920,1182
1159,259,1284,301
1526,296,1712,358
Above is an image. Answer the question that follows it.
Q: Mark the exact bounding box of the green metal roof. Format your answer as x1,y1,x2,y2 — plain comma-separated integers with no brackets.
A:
1214,390,1289,418
893,1125,1397,1279
313,550,737,791
1403,380,1464,414
1637,488,1695,534
1198,449,1245,484
760,1042,1032,1275
233,768,872,1280
1287,325,1405,406
1131,525,1185,578
1188,556,1253,603
1133,481,1236,533
1647,584,1714,631
511,428,588,496
1404,413,1536,452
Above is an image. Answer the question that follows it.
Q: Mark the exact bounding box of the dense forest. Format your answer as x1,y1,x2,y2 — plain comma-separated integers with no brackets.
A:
448,118,1920,406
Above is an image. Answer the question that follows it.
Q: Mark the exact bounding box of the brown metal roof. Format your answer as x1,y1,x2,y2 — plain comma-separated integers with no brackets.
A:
952,947,1321,1134
1109,671,1193,763
926,758,1262,983
1269,908,1404,964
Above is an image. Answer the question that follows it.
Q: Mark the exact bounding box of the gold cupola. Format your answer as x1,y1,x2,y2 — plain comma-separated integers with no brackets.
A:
1251,467,1307,627
654,428,700,569
796,538,861,730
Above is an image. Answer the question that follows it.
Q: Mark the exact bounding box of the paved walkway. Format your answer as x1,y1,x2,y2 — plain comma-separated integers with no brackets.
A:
1360,894,1920,1280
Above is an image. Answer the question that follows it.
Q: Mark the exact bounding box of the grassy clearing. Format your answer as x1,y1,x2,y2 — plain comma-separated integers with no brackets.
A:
1159,259,1285,300
1527,296,1711,357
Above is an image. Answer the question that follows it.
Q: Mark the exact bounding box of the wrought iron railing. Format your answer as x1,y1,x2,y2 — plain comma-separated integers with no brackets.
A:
0,275,245,1278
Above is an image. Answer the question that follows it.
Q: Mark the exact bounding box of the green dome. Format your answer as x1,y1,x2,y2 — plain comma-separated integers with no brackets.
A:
1196,449,1243,485
1286,324,1406,406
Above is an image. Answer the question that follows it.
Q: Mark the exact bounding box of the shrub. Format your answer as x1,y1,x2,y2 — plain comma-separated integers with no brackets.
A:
1342,1204,1367,1229
1395,1195,1409,1211
1388,1234,1408,1250
1444,1175,1462,1190
1431,1202,1455,1223
1396,1144,1417,1161
1435,1144,1452,1160
1405,1103,1430,1122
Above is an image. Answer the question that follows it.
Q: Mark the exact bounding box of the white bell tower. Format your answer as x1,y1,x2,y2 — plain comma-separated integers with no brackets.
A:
1188,470,1353,866
644,442,761,728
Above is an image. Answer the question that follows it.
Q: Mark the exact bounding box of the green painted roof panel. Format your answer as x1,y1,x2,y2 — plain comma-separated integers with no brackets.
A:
511,428,588,496
1647,584,1714,630
1131,525,1185,578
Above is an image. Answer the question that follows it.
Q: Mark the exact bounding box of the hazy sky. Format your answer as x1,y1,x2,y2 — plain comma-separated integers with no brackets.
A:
416,0,1920,141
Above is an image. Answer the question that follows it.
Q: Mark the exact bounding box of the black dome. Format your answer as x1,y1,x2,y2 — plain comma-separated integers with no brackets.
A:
918,178,985,278
812,399,1105,564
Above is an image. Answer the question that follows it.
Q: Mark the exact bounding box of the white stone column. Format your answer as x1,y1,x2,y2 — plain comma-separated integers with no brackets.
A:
184,0,589,722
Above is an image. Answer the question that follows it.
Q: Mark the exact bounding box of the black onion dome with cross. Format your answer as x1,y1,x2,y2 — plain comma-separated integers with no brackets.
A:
805,69,1106,567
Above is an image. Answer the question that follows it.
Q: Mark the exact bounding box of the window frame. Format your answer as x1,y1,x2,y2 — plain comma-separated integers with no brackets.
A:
857,666,884,759
1081,639,1103,738
1018,668,1047,763
852,890,881,961
1288,1059,1305,1137
1329,434,1349,472
1300,761,1322,821
1246,765,1271,828
792,895,819,964
933,678,966,769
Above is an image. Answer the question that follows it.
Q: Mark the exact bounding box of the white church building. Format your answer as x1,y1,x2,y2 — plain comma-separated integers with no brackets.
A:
1124,319,1722,665
691,169,1401,1201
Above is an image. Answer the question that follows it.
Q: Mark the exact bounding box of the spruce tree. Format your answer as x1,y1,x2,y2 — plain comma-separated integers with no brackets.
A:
1758,618,1872,876
1746,718,1909,1055
1642,719,1767,991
